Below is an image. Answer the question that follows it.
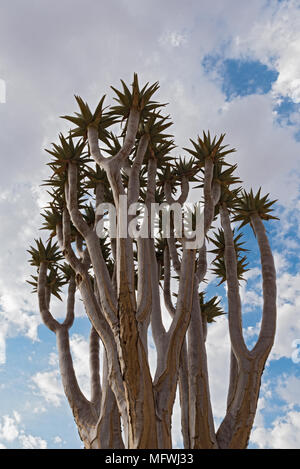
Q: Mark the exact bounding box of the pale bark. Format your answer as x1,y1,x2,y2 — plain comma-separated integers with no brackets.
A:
154,247,196,448
188,284,218,449
216,206,277,449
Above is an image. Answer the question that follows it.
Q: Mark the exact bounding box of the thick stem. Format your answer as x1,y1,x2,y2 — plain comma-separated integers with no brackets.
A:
250,214,277,358
178,340,190,448
97,349,124,449
154,247,196,448
188,284,218,449
219,204,249,360
217,213,277,449
89,326,101,412
56,326,99,448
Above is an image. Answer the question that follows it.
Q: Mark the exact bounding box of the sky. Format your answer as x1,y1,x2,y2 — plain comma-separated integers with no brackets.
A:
0,0,300,449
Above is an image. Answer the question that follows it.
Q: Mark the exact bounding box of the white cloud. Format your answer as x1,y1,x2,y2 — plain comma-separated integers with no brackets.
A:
160,31,188,48
0,414,20,442
31,370,64,407
19,433,47,449
69,334,91,399
270,269,300,361
251,410,300,449
31,333,92,408
0,411,48,449
276,374,300,409
0,326,8,365
171,389,183,448
238,0,300,103
206,317,231,422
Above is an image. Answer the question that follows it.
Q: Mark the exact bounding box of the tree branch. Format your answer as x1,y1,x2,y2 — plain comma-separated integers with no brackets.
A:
37,262,60,333
89,326,102,412
128,133,149,204
219,204,250,360
250,214,277,358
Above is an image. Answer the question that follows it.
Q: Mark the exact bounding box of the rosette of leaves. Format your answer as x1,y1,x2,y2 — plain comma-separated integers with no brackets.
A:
101,132,122,157
83,165,114,204
211,256,249,285
184,131,236,169
27,266,66,301
209,228,249,285
27,261,74,301
141,113,175,169
172,156,199,183
46,133,90,175
81,203,95,227
199,292,225,323
99,236,114,276
59,262,75,283
43,171,88,211
194,159,240,194
61,95,116,141
121,166,148,193
40,207,62,239
157,163,178,192
27,238,63,267
214,186,243,217
233,188,279,228
110,73,164,121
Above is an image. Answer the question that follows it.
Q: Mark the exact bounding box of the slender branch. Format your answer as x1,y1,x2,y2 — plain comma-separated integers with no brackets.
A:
188,283,218,448
97,348,125,448
195,242,207,283
128,133,149,204
113,108,140,166
56,326,99,446
67,163,91,238
167,222,181,275
63,274,76,329
163,245,176,317
178,339,190,448
136,237,152,321
37,262,60,333
89,326,102,412
87,126,108,168
250,214,277,358
149,238,166,350
219,203,250,359
204,159,215,233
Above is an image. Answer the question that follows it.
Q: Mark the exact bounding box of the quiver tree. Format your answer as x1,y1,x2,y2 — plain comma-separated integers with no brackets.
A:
28,75,277,449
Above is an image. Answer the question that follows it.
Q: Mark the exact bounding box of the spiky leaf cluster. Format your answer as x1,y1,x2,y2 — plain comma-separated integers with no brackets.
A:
27,262,74,301
217,186,242,210
171,156,199,182
61,95,116,140
233,188,279,228
27,239,63,267
110,73,163,120
199,292,225,323
184,131,236,168
40,208,62,238
46,133,89,174
209,228,249,284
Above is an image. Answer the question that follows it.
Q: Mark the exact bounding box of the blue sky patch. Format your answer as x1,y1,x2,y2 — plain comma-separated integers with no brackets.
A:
203,56,278,101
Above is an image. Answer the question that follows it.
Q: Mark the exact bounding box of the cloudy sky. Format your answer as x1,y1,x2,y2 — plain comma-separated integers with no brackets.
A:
0,0,300,449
